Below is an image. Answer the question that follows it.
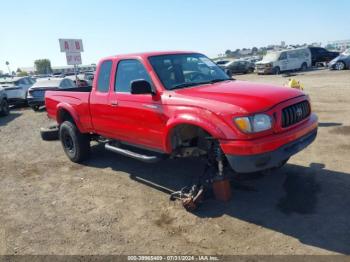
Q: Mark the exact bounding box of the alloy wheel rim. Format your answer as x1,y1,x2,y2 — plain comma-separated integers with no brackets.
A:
336,62,344,70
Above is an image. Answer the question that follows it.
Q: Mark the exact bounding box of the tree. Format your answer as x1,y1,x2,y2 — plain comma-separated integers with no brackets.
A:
5,61,11,74
225,49,232,57
17,71,28,77
34,59,52,74
252,47,258,54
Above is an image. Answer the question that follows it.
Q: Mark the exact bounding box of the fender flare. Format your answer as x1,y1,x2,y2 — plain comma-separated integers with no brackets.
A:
56,102,85,132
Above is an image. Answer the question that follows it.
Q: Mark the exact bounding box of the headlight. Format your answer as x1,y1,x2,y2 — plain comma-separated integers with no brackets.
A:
234,114,272,133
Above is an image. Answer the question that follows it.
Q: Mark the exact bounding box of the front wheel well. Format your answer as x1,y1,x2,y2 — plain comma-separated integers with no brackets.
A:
169,124,214,157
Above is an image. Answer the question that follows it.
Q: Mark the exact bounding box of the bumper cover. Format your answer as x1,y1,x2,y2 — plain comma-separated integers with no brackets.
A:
255,67,274,74
226,129,317,173
27,98,45,107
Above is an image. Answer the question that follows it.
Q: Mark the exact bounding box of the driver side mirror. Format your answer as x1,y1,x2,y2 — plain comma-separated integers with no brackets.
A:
130,80,154,95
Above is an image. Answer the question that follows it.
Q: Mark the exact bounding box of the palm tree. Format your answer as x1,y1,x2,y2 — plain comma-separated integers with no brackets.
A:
5,61,11,74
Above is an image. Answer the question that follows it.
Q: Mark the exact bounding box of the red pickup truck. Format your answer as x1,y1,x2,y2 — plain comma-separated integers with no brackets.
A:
45,51,318,174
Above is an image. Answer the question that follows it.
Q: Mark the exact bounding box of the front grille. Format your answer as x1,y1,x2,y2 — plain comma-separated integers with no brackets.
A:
256,64,269,70
282,101,310,128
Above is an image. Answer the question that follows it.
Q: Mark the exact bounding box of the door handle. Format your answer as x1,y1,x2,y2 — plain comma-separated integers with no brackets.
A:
110,101,118,107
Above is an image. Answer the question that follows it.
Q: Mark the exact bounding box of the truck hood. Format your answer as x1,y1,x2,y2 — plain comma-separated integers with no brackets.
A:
170,80,304,114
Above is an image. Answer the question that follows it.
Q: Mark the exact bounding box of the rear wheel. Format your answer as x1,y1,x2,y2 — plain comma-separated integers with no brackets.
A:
274,67,280,75
40,125,59,141
300,62,307,71
59,121,90,163
334,61,345,70
31,105,40,111
0,99,10,116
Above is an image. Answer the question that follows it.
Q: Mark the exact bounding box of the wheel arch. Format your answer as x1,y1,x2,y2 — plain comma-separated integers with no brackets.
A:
163,115,227,153
56,103,84,132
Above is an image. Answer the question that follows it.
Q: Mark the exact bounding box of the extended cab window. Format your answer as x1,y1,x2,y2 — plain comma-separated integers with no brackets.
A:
97,60,112,92
115,59,151,93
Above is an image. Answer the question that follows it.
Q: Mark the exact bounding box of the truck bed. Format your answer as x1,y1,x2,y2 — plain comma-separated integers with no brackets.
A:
45,87,93,132
58,86,92,92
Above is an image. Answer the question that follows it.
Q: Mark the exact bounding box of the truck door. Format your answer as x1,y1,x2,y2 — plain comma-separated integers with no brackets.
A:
89,60,114,137
107,59,165,151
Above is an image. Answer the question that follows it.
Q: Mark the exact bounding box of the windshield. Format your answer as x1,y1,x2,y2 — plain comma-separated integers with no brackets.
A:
148,53,230,90
216,60,230,65
262,52,280,61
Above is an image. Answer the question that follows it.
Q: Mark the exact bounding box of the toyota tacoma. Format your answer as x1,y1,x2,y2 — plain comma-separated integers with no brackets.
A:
45,51,318,174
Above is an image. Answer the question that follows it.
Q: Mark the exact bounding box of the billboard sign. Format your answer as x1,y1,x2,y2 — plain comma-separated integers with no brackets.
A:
65,52,82,65
59,39,84,52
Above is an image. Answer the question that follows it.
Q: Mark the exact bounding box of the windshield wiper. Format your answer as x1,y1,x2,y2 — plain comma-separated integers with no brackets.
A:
208,78,232,83
170,82,207,90
170,78,235,90
170,79,233,90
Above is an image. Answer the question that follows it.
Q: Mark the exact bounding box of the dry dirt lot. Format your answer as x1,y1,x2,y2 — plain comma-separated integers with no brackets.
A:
0,69,350,255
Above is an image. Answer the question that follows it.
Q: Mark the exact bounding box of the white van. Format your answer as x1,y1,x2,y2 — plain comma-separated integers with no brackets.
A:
255,48,311,74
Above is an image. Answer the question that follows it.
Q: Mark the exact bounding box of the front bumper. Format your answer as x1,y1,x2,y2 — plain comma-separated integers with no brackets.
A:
225,129,317,173
255,67,274,74
27,97,45,107
221,114,318,173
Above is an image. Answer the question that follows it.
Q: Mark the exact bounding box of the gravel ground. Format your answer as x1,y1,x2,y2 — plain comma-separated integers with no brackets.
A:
0,69,350,255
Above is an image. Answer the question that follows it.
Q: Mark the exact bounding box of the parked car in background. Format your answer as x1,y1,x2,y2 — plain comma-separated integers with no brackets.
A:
27,78,76,111
328,49,350,70
255,48,311,75
80,72,95,85
308,47,339,66
0,86,10,116
0,77,35,105
64,75,90,87
218,60,255,77
215,59,232,66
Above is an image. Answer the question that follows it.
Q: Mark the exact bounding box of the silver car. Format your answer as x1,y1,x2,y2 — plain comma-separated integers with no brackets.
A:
329,49,350,70
0,86,10,116
0,77,35,105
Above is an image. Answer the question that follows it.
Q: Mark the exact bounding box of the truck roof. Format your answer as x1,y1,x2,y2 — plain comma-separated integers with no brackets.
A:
101,51,197,61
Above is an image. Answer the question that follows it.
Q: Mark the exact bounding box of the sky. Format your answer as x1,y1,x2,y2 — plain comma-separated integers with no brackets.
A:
0,0,349,72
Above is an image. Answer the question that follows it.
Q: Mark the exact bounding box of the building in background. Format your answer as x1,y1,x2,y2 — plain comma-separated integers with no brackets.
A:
326,40,350,51
19,64,96,75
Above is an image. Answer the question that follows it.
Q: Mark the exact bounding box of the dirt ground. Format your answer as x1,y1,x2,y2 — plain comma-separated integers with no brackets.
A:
0,69,350,255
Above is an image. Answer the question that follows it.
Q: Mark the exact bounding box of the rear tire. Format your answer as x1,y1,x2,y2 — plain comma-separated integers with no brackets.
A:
31,105,40,111
334,61,345,70
40,125,59,141
59,121,90,163
0,99,10,116
300,62,307,71
274,67,280,75
226,69,233,78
